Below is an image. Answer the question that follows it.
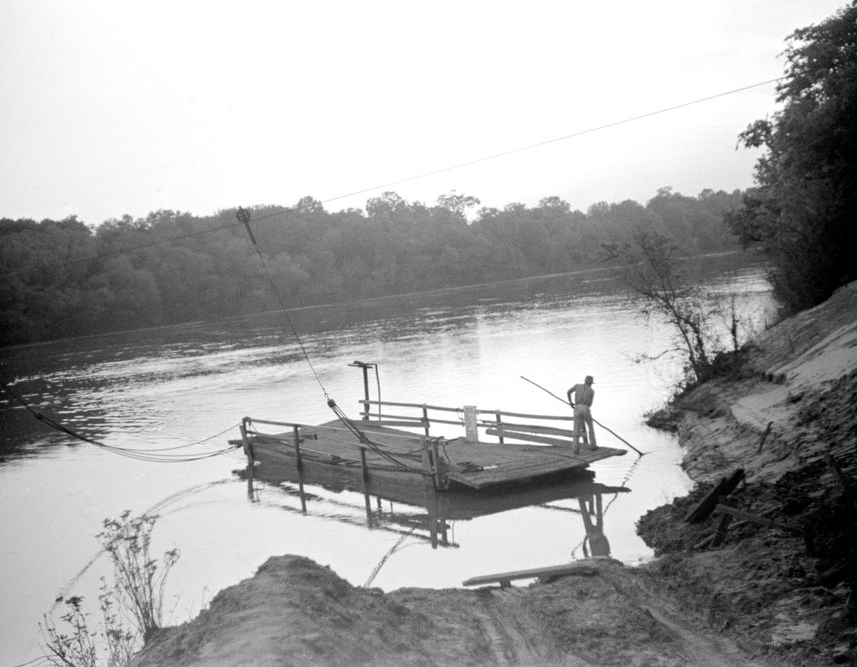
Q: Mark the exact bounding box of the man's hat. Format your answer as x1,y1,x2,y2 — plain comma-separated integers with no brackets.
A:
585,375,594,384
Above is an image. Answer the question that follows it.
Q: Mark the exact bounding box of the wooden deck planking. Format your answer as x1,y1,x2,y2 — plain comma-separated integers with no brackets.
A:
446,449,624,488
249,419,625,490
441,436,625,488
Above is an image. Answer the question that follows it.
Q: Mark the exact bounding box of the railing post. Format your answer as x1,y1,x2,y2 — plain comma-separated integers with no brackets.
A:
495,411,504,444
431,438,448,490
464,406,479,442
420,435,435,490
348,360,374,420
362,365,370,419
240,418,253,464
360,448,373,524
293,425,306,513
240,418,255,500
421,455,439,548
422,405,430,438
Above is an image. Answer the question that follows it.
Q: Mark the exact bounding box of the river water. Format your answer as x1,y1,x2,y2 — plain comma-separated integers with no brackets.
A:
0,253,774,665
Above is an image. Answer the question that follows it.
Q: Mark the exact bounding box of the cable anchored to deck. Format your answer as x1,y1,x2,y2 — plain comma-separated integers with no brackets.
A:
326,398,426,473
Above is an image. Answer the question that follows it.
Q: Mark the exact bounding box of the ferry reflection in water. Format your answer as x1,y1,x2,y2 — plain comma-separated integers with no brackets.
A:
242,454,626,556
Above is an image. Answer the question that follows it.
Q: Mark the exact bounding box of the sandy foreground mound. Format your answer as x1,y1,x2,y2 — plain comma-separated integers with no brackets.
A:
131,555,763,667
133,282,857,666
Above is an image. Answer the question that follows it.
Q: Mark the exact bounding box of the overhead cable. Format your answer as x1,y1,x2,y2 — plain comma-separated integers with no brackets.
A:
6,76,784,277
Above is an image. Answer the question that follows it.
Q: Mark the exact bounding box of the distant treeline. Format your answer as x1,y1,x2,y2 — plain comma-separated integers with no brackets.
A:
1,187,743,346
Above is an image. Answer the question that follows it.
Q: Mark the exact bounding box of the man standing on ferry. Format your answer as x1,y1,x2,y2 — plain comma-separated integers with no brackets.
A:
567,375,596,454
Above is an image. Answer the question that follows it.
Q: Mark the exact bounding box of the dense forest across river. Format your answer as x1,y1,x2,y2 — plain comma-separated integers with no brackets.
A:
1,187,743,346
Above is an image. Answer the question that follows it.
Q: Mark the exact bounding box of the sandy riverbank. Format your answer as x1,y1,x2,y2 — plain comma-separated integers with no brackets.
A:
131,282,857,666
638,280,857,665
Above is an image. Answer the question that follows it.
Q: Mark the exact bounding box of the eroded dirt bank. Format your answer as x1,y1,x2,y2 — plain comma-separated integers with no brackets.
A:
132,282,857,667
639,280,857,665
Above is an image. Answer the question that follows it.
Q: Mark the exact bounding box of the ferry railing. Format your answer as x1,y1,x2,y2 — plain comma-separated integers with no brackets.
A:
358,399,578,446
241,416,434,459
239,415,450,491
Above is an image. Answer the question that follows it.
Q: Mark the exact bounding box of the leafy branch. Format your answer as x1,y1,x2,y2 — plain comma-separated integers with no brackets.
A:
41,512,179,666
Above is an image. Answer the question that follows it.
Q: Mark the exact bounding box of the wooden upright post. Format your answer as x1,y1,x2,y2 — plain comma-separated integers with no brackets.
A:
361,365,370,419
348,360,373,420
495,411,504,444
422,406,430,438
293,425,306,513
360,448,373,524
420,436,435,490
240,419,254,477
431,438,448,490
463,406,478,442
240,419,256,501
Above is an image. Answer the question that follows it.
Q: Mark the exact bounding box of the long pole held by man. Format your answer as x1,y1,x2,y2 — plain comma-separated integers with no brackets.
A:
520,375,646,456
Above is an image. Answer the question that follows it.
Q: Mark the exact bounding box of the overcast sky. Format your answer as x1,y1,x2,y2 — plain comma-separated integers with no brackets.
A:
0,1,848,225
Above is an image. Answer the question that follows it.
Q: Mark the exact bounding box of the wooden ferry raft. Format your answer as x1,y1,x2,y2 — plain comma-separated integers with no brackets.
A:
237,397,626,495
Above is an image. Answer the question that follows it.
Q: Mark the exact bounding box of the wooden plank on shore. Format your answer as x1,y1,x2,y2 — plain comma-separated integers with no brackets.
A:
709,512,733,547
756,421,773,453
463,562,601,587
684,469,745,523
713,504,802,534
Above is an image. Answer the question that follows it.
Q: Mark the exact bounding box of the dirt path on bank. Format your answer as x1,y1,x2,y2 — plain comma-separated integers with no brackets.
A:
596,568,767,666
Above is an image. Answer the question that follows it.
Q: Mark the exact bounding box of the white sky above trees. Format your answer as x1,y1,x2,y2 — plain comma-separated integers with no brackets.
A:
0,1,848,225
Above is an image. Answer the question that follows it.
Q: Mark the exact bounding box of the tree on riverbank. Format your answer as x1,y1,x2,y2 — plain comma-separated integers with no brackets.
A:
0,188,741,347
727,1,857,313
609,228,751,392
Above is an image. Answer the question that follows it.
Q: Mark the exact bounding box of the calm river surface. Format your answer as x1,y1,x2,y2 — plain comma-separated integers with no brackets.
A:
0,253,774,665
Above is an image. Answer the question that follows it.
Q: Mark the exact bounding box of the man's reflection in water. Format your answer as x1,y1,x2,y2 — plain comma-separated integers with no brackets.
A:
578,493,611,557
